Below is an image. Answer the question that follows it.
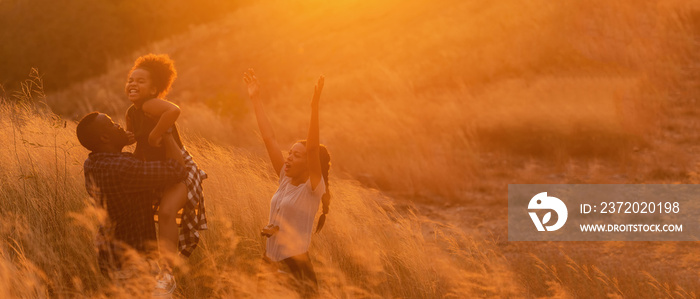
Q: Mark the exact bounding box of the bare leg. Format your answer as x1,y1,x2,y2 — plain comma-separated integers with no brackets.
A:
158,182,188,270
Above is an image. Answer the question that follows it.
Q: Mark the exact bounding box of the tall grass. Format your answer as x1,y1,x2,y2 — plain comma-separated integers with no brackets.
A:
3,69,698,299
1,79,522,297
3,0,699,297
47,0,698,201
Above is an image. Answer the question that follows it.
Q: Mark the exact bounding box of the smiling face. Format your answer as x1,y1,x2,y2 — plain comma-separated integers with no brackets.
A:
284,142,309,179
94,113,130,148
125,68,158,103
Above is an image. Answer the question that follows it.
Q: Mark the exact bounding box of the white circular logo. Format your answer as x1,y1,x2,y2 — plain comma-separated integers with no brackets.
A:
528,192,568,232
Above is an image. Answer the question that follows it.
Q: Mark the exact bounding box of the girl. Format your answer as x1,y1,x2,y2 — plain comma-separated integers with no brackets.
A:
244,69,331,297
125,54,207,293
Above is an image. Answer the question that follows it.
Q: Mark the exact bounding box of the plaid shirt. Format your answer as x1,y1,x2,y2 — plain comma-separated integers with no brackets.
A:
84,152,186,262
175,150,208,257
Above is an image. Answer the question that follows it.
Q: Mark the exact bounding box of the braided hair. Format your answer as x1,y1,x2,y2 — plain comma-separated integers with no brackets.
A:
299,141,331,232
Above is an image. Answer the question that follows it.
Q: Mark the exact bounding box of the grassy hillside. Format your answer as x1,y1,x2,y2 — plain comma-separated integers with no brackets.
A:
1,91,522,297
47,0,698,201
2,0,699,297
4,77,697,298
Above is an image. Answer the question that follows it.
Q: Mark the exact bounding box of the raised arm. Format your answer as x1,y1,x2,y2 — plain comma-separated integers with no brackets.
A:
141,98,181,147
244,69,284,176
307,76,324,190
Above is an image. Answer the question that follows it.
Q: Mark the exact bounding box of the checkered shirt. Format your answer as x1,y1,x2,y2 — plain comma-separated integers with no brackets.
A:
175,149,208,257
84,152,186,256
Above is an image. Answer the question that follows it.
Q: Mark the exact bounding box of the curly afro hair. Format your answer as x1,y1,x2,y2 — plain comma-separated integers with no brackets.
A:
129,54,177,98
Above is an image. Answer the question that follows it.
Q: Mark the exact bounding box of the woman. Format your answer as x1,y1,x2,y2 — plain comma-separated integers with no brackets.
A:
244,69,331,296
125,54,208,294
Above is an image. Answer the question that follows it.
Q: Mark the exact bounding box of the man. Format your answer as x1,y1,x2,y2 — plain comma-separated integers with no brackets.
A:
76,112,184,294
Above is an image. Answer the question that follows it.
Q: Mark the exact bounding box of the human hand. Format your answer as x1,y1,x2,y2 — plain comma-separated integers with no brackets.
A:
312,75,324,104
148,131,163,147
260,224,279,237
243,68,260,99
126,131,136,145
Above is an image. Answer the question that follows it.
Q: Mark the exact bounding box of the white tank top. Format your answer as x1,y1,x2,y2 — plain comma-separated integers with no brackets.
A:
265,167,326,261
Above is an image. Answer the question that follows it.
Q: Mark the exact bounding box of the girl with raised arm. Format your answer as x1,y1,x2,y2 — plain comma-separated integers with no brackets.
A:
244,69,331,297
125,54,207,294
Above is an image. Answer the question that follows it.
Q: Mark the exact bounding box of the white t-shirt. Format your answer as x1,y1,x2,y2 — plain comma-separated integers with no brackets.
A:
265,167,326,262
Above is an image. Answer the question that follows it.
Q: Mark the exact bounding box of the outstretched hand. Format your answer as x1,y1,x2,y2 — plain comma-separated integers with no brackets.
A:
126,131,136,145
243,69,260,99
260,224,279,237
312,75,324,104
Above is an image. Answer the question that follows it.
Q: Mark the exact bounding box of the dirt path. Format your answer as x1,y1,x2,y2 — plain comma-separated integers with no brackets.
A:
392,78,700,295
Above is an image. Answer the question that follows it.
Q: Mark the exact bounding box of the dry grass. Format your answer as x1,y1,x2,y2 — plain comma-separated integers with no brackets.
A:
46,0,697,200
0,94,521,297
2,0,699,297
